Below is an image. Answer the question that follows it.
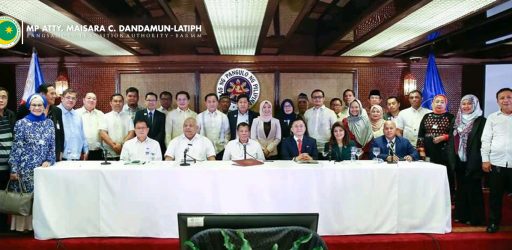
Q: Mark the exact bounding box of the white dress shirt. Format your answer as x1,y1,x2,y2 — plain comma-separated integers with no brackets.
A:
100,111,135,157
222,138,265,161
120,136,162,161
396,106,431,147
304,105,337,152
165,134,215,162
122,104,143,121
76,107,104,151
236,111,249,125
165,108,197,145
481,110,512,168
197,109,230,154
157,106,172,115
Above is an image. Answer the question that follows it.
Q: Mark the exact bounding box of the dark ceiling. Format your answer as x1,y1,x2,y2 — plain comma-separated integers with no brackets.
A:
1,0,512,61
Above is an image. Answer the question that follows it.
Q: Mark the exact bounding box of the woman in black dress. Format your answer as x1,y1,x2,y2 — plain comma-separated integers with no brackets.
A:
417,94,455,194
448,94,486,225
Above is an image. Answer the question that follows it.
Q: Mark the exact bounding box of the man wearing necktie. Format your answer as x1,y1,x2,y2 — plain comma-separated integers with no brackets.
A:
371,121,419,162
135,92,166,155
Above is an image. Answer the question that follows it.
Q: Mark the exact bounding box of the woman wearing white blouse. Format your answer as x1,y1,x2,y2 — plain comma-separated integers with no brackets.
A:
250,100,281,159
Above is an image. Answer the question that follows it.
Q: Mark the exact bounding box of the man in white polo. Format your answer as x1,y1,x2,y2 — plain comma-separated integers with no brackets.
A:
396,90,431,147
164,117,216,162
120,119,162,161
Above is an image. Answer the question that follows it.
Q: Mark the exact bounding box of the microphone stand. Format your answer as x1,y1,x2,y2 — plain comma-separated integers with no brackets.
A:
185,153,198,163
180,148,190,166
387,146,396,164
100,145,111,165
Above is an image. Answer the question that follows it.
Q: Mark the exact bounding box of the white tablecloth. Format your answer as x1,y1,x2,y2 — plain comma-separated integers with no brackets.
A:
33,160,451,239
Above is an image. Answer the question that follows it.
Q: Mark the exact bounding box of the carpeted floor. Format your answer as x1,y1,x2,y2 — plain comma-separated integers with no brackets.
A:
1,190,511,250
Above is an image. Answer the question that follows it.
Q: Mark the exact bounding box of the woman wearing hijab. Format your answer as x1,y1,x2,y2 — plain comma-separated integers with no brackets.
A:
324,122,356,161
369,105,385,138
342,99,373,159
447,95,486,225
277,99,299,139
417,94,455,193
8,94,55,232
251,100,281,160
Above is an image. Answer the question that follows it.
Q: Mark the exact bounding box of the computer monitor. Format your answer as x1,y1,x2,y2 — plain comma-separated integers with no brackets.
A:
177,213,319,250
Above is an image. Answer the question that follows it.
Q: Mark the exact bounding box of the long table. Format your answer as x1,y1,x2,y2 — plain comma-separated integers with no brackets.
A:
33,160,451,239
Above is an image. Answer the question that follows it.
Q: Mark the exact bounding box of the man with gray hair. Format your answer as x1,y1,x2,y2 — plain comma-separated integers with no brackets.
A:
371,120,419,162
164,117,216,162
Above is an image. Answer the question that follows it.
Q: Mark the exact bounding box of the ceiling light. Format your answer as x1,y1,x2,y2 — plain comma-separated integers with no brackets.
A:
204,0,269,55
342,0,496,57
0,0,132,56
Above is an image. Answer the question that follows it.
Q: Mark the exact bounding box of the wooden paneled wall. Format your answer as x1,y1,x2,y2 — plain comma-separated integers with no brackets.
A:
5,55,466,114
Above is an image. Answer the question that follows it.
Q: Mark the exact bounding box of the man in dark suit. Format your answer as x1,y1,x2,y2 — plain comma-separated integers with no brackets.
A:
371,120,419,162
227,94,259,140
16,84,64,161
280,119,318,160
134,92,166,155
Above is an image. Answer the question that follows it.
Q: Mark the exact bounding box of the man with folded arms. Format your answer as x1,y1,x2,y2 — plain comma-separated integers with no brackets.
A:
120,119,162,161
371,121,419,162
100,94,135,160
223,122,265,161
165,117,215,162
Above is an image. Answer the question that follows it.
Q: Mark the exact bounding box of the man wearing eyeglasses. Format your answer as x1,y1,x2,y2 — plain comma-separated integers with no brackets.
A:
120,119,162,162
58,88,88,160
304,89,337,154
135,92,166,155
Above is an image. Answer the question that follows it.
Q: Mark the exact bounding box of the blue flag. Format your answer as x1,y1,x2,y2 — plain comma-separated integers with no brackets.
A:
21,48,45,103
421,52,446,110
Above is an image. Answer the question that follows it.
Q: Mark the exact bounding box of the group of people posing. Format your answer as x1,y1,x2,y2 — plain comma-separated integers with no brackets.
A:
0,85,511,234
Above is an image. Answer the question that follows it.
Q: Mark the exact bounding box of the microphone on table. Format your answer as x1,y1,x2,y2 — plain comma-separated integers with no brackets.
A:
387,143,396,164
99,143,111,165
181,144,199,166
181,144,191,166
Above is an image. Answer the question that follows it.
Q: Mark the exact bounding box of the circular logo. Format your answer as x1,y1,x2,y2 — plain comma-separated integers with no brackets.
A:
0,16,21,49
216,68,260,111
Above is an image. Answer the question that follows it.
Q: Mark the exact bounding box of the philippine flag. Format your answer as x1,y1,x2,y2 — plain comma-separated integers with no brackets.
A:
20,48,45,104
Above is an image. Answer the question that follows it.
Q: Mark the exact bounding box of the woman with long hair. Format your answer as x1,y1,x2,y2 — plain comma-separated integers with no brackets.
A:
324,122,355,161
